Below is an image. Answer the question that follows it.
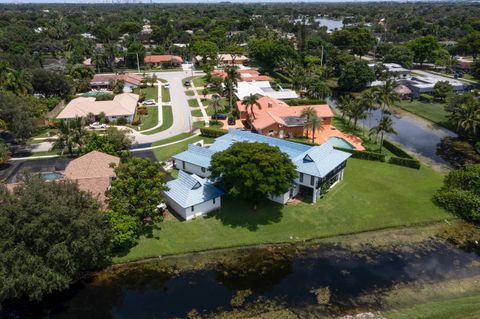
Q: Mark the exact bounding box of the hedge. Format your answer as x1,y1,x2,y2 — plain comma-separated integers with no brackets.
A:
271,71,293,84
200,127,228,137
389,156,421,169
286,99,326,106
383,140,413,159
334,146,386,162
419,94,434,103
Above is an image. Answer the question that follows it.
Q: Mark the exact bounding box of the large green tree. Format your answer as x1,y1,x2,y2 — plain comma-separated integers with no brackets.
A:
31,69,71,98
209,142,297,208
0,174,112,302
108,157,167,222
247,37,297,71
407,35,440,67
384,45,414,69
80,127,132,157
0,91,37,142
338,60,375,92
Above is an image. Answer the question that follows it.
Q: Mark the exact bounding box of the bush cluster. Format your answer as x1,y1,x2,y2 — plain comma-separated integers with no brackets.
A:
389,156,421,169
419,93,434,103
334,146,386,162
200,127,228,137
383,140,413,159
286,98,326,106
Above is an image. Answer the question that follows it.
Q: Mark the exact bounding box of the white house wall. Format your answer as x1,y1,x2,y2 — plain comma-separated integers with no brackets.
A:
165,195,222,221
176,160,210,178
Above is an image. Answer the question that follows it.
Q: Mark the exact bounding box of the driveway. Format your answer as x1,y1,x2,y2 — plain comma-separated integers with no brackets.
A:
129,71,199,144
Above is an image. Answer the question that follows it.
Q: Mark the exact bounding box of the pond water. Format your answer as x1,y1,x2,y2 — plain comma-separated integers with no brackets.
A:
327,98,457,166
3,237,480,319
315,17,344,31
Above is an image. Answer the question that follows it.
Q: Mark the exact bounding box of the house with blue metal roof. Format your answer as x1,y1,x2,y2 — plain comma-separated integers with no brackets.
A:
163,170,224,220
172,129,351,204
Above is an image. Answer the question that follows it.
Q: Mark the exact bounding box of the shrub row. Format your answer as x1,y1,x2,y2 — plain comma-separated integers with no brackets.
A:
271,71,293,84
419,93,434,103
286,98,326,106
334,146,386,162
200,127,228,137
389,156,421,169
383,140,413,159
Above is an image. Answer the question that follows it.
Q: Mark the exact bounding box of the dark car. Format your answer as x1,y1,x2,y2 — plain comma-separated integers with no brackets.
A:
227,117,236,125
184,80,191,86
211,113,227,120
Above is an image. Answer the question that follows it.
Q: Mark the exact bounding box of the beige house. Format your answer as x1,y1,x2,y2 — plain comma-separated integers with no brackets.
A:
57,93,139,123
64,151,120,208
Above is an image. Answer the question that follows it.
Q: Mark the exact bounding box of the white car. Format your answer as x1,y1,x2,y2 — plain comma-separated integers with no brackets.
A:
143,99,156,105
89,122,106,129
164,83,170,89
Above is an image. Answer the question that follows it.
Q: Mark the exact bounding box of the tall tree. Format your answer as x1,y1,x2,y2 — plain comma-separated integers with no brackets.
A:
0,174,112,302
372,79,400,116
2,69,32,95
307,116,323,144
407,35,440,67
224,66,240,111
209,142,297,209
53,118,86,156
241,94,261,124
210,94,223,121
370,115,397,152
338,60,375,92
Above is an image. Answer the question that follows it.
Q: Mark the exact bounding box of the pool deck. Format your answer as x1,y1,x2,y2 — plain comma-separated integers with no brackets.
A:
312,125,365,150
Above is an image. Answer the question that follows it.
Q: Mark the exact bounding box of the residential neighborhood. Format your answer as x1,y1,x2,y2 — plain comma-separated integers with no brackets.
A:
0,2,479,319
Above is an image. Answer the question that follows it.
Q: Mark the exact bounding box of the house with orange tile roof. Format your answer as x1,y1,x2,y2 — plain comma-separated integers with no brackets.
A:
144,55,183,68
64,151,120,208
90,73,143,92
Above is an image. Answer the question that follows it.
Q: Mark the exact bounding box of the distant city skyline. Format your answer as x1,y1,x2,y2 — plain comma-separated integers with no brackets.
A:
0,0,463,3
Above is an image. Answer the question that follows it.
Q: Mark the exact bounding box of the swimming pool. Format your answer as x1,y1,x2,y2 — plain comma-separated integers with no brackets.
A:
83,91,109,97
327,137,355,150
40,171,64,181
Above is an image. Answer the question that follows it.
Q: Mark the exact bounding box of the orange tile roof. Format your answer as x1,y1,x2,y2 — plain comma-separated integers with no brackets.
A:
211,69,272,82
144,55,183,64
64,151,120,180
236,96,333,131
91,74,143,86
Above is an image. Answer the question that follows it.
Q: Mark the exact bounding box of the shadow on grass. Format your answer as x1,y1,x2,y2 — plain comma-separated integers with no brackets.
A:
207,196,283,231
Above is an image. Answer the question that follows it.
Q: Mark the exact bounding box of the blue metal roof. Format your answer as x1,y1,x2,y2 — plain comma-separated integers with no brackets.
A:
164,170,224,208
172,129,351,178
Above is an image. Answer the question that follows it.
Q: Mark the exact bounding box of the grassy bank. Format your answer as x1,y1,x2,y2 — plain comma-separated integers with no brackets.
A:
113,158,450,263
134,86,157,101
138,106,158,131
396,100,455,131
142,106,173,135
153,135,215,162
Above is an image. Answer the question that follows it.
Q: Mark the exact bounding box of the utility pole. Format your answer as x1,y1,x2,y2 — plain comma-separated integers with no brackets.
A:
320,45,324,67
136,53,140,73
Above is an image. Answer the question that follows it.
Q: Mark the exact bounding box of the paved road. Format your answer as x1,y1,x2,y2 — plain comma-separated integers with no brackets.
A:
130,71,197,144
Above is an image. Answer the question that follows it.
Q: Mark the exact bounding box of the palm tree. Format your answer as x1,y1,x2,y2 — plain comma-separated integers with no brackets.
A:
306,116,323,144
210,95,223,123
449,100,480,138
306,80,332,100
337,95,354,121
347,98,368,130
2,69,32,95
54,118,86,156
224,66,240,111
301,106,316,138
241,94,261,125
369,116,397,152
372,79,399,116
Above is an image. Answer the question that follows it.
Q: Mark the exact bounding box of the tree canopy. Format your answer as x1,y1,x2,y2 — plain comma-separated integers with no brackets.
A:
0,174,112,303
209,142,297,207
338,60,375,92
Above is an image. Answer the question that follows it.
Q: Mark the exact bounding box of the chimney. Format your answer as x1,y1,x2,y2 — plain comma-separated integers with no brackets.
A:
268,102,272,108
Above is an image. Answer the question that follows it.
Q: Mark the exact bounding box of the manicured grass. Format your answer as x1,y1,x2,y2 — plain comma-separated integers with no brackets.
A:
395,100,455,131
191,109,203,117
113,158,450,263
152,135,215,162
192,121,224,129
188,98,199,108
138,106,158,131
385,294,480,319
151,133,195,147
134,86,157,101
142,106,173,135
185,90,195,96
161,86,170,103
184,75,206,87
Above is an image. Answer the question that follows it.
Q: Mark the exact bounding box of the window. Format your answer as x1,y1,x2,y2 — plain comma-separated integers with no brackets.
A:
191,206,194,212
299,173,304,182
310,175,315,186
213,197,216,204
182,161,185,169
201,167,206,173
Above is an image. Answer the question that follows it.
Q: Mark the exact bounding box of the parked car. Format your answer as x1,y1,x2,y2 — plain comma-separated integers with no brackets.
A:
204,83,215,89
143,99,156,105
211,113,227,120
89,122,106,129
184,80,191,86
164,83,170,88
228,117,236,125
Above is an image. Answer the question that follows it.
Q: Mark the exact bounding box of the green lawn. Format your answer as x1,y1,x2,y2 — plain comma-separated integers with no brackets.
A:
134,86,157,101
385,294,480,319
185,90,195,96
152,135,215,162
161,86,170,103
191,109,203,117
151,133,195,147
113,158,450,263
137,106,158,131
396,100,455,131
188,98,199,108
142,106,173,135
184,75,206,87
192,121,224,129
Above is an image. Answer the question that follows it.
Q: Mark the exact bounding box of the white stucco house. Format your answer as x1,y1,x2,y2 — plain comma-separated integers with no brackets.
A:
163,170,224,220
57,93,139,124
172,129,351,204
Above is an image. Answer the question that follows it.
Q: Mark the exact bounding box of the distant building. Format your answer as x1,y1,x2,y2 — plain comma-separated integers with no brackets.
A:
399,74,468,97
217,54,249,66
90,73,143,92
368,63,411,80
144,55,183,68
57,93,139,123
